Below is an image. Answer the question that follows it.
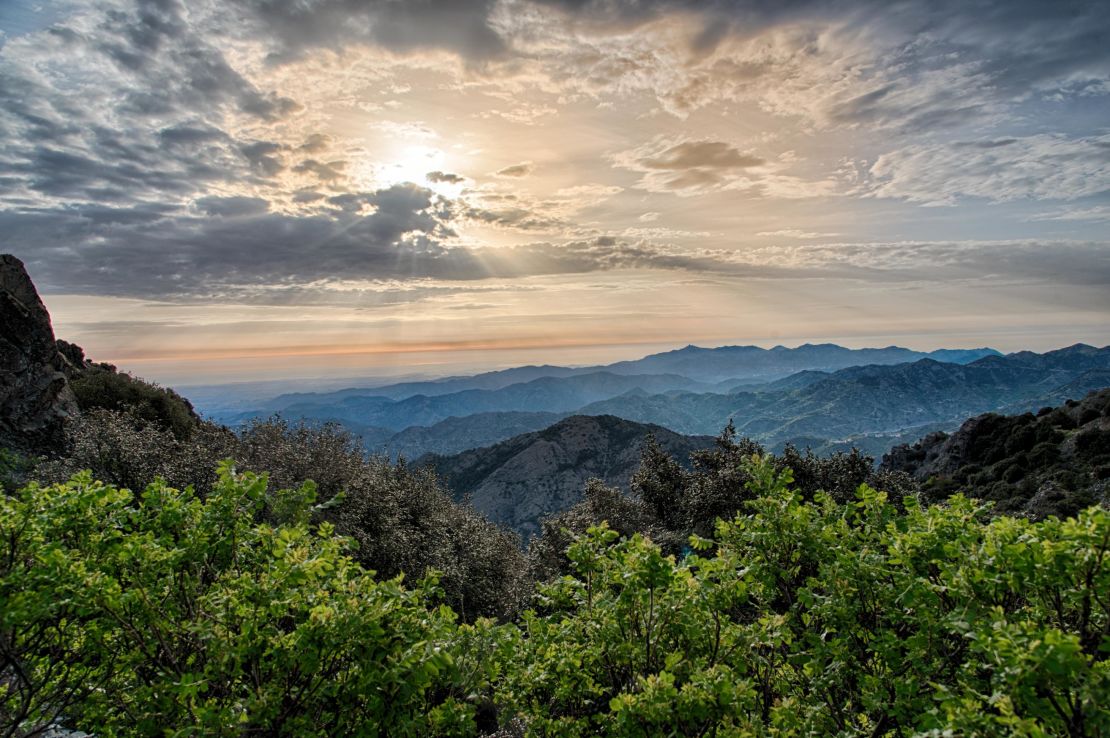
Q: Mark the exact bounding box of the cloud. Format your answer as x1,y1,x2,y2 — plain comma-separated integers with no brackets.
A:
1027,205,1110,223
612,136,833,197
292,159,348,182
0,1,303,212
739,239,1110,287
232,0,508,62
638,140,765,171
494,162,534,177
868,134,1110,205
427,170,466,184
194,196,270,217
757,229,840,239
3,188,763,302
489,0,1110,136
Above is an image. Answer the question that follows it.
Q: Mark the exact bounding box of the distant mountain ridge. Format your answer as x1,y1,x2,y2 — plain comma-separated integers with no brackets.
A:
193,344,1110,463
578,344,1110,447
200,343,1003,456
241,343,1000,414
268,371,715,431
598,343,1001,383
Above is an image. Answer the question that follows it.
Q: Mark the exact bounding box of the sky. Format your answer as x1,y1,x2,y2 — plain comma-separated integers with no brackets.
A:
2,0,1109,385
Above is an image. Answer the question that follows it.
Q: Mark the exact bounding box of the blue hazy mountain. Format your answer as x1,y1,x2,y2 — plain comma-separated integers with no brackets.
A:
577,344,1110,447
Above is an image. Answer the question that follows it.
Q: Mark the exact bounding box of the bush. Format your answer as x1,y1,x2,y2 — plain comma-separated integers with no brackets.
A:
4,459,1107,736
69,369,199,440
38,413,530,622
0,465,491,736
500,457,1110,736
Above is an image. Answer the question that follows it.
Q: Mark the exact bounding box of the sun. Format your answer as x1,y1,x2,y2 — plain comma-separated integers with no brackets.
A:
378,146,459,194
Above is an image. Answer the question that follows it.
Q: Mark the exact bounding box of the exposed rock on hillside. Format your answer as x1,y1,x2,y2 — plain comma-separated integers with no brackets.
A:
422,414,715,539
0,255,77,454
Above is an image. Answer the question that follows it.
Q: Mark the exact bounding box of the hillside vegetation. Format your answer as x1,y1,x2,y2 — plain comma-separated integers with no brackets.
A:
3,457,1107,736
883,387,1110,519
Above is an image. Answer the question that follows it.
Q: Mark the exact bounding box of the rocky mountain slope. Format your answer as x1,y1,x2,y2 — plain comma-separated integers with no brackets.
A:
881,388,1110,519
1,254,201,462
0,254,78,454
422,415,716,539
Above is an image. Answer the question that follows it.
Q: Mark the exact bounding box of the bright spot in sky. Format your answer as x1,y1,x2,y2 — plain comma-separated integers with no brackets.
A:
379,146,451,191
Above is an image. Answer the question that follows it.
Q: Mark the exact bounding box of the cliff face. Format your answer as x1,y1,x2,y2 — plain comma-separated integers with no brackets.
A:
0,255,78,454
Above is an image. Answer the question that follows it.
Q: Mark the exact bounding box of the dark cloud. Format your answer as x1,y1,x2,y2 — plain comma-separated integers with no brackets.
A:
240,141,286,178
194,196,270,217
234,0,508,63
293,159,348,181
298,134,332,153
93,0,297,121
427,171,466,184
0,0,300,211
0,179,760,301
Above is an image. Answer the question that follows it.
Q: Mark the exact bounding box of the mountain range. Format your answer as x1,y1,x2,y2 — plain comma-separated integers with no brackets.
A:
199,343,1012,459
578,345,1110,445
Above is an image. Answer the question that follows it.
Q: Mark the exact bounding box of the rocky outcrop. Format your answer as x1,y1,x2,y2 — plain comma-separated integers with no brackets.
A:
0,254,78,454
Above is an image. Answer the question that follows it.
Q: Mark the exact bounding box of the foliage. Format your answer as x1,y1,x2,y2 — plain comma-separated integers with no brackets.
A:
39,408,237,495
68,368,200,440
527,478,665,585
500,456,1110,737
235,418,529,621
3,457,1108,735
0,448,35,493
900,389,1110,519
531,423,918,578
0,465,493,737
38,413,530,622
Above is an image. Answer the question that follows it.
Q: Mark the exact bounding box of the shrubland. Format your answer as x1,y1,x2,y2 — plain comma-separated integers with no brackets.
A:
3,453,1107,736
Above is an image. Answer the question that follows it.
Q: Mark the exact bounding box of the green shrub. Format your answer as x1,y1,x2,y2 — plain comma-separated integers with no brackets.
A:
69,369,199,440
0,465,492,736
500,456,1110,736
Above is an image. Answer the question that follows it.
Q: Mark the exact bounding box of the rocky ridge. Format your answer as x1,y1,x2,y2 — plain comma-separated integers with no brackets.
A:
0,254,78,454
422,414,716,539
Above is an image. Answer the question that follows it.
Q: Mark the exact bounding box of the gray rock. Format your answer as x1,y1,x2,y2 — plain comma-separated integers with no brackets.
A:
0,254,78,454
